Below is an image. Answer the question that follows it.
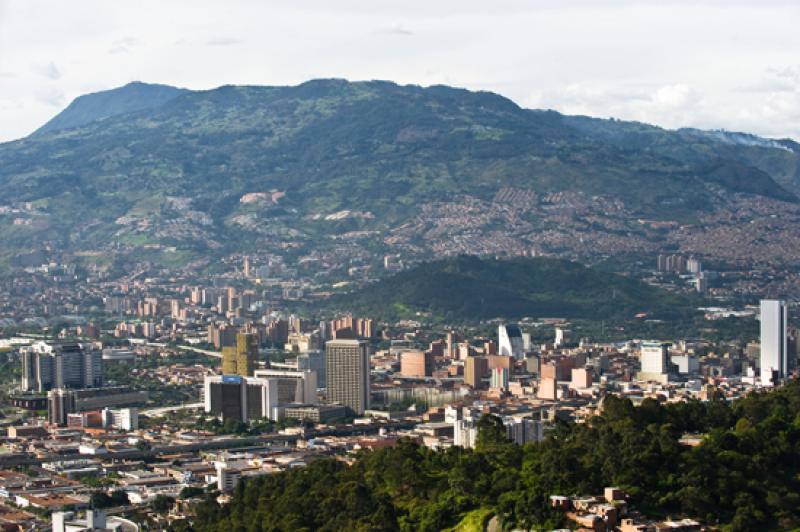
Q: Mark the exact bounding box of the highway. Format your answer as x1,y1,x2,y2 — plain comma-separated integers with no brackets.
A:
176,344,222,358
140,402,205,416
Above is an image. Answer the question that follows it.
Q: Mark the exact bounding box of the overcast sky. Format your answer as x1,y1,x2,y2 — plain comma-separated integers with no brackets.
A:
1,0,799,143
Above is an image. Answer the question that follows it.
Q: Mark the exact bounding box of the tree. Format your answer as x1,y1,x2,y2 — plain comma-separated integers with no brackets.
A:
475,414,508,452
180,486,205,499
90,492,113,509
152,494,175,514
222,417,247,434
111,490,129,506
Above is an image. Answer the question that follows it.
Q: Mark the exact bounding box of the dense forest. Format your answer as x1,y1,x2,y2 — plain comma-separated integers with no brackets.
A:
177,381,800,531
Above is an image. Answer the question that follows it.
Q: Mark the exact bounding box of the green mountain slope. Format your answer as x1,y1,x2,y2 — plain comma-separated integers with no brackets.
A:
34,81,189,135
0,79,798,271
7,80,794,211
323,255,699,321
563,115,800,195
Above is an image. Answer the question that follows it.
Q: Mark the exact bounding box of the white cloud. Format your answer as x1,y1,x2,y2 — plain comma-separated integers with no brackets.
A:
109,36,142,55
769,65,800,83
652,84,693,108
377,25,415,36
206,37,243,46
0,1,799,141
32,61,62,80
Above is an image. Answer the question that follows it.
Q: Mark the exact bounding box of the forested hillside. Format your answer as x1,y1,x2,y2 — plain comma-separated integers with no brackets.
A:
322,255,701,322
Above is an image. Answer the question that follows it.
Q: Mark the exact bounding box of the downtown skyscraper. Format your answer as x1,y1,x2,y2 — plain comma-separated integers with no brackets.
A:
325,339,370,415
760,299,788,386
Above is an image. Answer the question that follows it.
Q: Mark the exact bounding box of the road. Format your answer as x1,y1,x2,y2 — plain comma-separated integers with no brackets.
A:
140,402,204,416
176,345,222,358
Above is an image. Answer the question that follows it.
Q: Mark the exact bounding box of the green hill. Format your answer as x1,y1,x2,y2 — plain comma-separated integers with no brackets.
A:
0,79,798,272
34,81,189,135
323,255,699,322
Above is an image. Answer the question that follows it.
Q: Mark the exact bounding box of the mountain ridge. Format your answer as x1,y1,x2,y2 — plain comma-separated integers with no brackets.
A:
1,78,799,274
18,79,798,206
34,79,800,147
33,81,190,136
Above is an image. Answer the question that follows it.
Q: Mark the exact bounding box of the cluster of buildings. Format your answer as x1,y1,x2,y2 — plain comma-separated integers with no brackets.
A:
0,271,795,531
203,338,367,423
21,342,103,393
15,341,149,427
656,254,702,275
655,254,709,293
550,488,701,531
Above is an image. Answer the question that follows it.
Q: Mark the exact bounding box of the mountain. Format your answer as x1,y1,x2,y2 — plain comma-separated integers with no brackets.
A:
322,255,699,322
1,79,799,274
561,115,800,196
33,82,189,135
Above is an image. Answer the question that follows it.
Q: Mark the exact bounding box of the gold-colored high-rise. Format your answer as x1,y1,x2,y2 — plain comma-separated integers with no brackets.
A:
236,332,258,377
221,346,238,375
220,332,258,377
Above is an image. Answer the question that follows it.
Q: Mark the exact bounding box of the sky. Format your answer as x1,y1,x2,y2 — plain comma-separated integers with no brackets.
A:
1,0,799,142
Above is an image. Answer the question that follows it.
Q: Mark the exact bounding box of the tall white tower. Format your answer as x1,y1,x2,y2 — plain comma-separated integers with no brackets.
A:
760,300,788,386
498,324,524,359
